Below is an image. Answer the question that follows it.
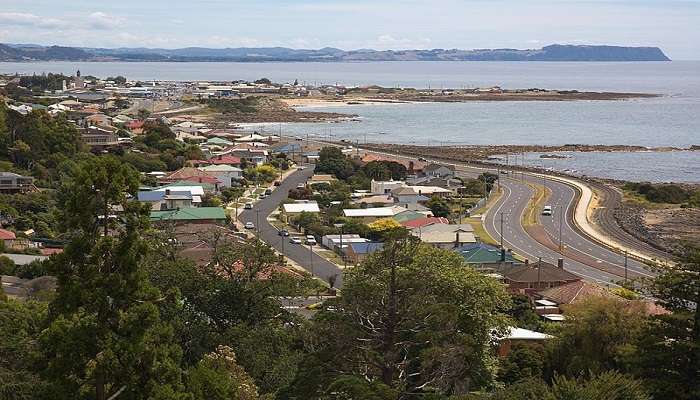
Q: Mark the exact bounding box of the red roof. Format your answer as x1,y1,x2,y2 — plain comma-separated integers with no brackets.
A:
0,229,16,240
401,217,449,229
41,248,64,256
179,176,221,185
209,155,241,165
126,120,145,129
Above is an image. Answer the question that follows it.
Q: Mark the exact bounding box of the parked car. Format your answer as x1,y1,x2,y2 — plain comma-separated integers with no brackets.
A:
244,222,255,229
259,194,267,199
542,205,553,216
278,229,289,236
305,235,317,245
265,188,273,195
297,166,306,170
296,183,306,189
290,237,303,244
273,181,281,186
244,202,253,210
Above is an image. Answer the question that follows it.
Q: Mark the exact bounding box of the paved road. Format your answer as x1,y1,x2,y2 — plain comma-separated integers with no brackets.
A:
238,167,345,288
358,148,656,286
481,174,655,286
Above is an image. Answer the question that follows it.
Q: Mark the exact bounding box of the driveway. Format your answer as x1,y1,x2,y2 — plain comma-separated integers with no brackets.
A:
238,167,345,288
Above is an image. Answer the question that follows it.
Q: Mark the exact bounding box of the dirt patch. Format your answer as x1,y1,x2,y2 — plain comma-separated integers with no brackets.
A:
194,97,357,124
615,205,700,254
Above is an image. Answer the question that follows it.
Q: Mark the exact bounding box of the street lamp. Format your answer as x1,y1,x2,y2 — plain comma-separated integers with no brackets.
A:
309,243,315,277
334,223,346,268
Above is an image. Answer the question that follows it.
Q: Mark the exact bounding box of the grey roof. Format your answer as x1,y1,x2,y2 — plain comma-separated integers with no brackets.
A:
1,253,48,265
348,242,384,254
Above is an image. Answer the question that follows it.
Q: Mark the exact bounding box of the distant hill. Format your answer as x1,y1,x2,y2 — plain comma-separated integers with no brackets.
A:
0,43,671,62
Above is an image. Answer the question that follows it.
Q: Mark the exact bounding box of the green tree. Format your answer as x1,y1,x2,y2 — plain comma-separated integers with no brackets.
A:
291,240,511,397
427,196,451,218
0,298,49,399
632,246,700,400
498,343,546,384
41,156,188,400
315,147,355,180
545,297,646,378
186,345,259,400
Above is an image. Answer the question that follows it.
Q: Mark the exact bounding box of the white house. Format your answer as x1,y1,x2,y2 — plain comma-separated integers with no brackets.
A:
199,164,243,187
282,201,321,214
371,180,407,195
411,224,476,249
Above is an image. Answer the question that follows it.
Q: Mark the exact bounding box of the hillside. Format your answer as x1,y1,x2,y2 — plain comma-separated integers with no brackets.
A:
0,43,671,62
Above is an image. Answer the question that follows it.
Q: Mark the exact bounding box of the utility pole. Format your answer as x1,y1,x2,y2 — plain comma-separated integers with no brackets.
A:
255,209,260,237
500,212,505,249
558,205,563,252
309,243,314,277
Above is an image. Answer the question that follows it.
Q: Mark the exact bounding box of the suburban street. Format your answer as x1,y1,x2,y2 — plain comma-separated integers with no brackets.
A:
238,167,345,288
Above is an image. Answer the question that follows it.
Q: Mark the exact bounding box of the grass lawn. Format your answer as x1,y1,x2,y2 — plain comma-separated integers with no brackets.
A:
523,181,551,227
464,217,498,245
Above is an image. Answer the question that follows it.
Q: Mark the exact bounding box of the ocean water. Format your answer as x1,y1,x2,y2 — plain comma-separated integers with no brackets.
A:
490,151,700,184
2,60,699,181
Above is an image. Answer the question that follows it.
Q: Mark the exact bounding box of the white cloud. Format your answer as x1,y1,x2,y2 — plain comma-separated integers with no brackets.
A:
0,12,67,29
88,12,124,30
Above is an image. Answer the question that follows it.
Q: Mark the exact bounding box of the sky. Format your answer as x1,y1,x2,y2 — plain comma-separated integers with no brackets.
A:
0,0,698,59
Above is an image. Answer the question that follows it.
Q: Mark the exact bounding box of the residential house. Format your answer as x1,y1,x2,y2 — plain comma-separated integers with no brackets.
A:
138,190,197,210
391,186,430,204
150,207,227,225
281,201,320,222
321,234,368,252
207,155,242,167
353,194,395,207
503,260,581,292
0,229,17,248
303,152,320,164
423,163,456,179
411,224,476,249
361,154,426,175
344,242,384,264
160,168,221,190
496,327,553,358
82,126,120,149
343,207,396,222
206,137,234,147
126,120,145,134
84,113,112,127
392,209,430,224
0,172,35,193
307,174,337,186
400,217,449,229
456,243,519,272
199,164,243,187
371,180,406,195
536,280,620,307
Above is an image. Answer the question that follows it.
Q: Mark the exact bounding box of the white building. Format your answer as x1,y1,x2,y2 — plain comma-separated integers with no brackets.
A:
198,164,243,187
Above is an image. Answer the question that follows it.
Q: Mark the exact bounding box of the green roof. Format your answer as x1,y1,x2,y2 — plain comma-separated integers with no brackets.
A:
206,137,233,146
392,210,425,223
456,243,517,264
150,207,226,222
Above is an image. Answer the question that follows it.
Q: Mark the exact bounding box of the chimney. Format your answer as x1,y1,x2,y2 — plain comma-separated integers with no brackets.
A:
557,258,564,269
165,189,171,195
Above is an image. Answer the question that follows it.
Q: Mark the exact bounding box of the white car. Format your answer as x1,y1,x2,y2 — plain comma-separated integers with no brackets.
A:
244,222,255,229
305,235,317,245
542,206,553,216
290,237,303,244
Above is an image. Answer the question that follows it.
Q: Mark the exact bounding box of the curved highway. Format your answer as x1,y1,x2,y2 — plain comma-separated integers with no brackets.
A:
359,147,657,286
480,173,655,286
